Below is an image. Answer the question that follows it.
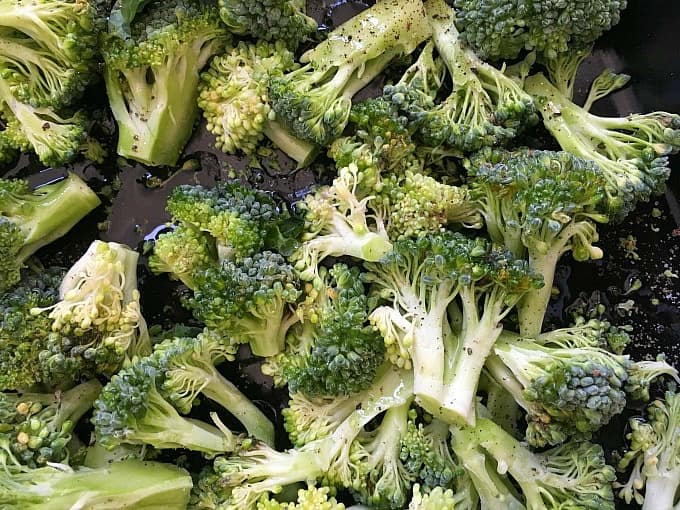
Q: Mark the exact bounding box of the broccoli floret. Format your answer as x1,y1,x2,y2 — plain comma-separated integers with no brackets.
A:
92,352,235,454
151,331,275,445
256,485,346,510
453,0,627,60
451,416,617,509
185,251,301,357
197,41,317,166
197,367,413,509
264,264,385,398
616,390,680,509
0,174,100,293
625,358,680,402
218,0,317,50
0,459,193,509
101,0,229,166
0,0,100,108
485,328,631,447
367,232,542,424
163,181,299,264
291,164,392,282
31,240,151,378
467,148,608,337
148,224,217,289
399,411,459,492
525,70,680,220
408,484,458,510
0,380,101,469
269,0,431,146
392,0,537,153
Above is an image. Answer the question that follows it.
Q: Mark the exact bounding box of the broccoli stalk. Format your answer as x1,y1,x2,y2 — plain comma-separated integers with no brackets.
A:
616,390,680,509
525,72,680,220
0,459,193,509
0,379,102,469
201,367,414,509
102,0,229,166
269,0,431,146
152,332,275,445
451,416,617,509
0,174,100,293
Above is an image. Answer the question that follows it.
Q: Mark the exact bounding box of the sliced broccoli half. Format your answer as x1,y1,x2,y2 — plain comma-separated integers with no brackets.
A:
0,174,100,293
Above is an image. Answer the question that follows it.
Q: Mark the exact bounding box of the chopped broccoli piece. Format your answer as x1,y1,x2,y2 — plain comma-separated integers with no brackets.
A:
616,390,680,509
0,174,100,293
525,70,680,220
0,459,193,509
408,484,458,510
218,0,317,50
256,485,346,510
185,251,301,357
625,358,680,402
101,0,229,166
0,380,101,469
453,0,627,60
269,0,431,146
264,264,385,398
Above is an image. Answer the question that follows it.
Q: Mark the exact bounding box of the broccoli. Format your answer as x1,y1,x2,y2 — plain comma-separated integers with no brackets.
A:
367,232,542,424
291,164,392,282
485,326,632,447
256,485,346,510
92,350,236,454
31,240,151,378
101,0,229,166
197,41,318,166
263,264,385,397
625,358,680,402
0,380,101,469
151,331,275,445
616,390,680,509
185,251,301,357
157,181,299,266
218,0,317,50
385,0,537,153
0,459,193,509
269,0,431,146
451,416,617,509
524,69,680,220
0,174,100,293
408,484,459,510
453,0,627,60
193,366,413,509
467,148,608,337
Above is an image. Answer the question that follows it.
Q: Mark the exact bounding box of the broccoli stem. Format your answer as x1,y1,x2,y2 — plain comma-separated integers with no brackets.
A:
55,379,103,429
440,298,504,425
263,119,318,168
517,245,561,338
14,173,101,262
642,474,680,510
201,371,275,446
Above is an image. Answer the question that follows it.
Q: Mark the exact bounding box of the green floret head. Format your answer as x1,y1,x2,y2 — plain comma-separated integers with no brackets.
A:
269,0,432,146
0,174,100,294
186,251,301,357
525,72,680,220
218,0,317,50
616,390,680,508
453,0,627,60
0,459,193,509
148,224,217,289
166,181,296,261
377,170,482,240
272,264,385,398
408,484,458,510
31,240,150,378
198,40,298,155
0,0,101,108
0,379,101,469
0,267,68,390
92,355,235,454
624,358,680,402
101,0,229,166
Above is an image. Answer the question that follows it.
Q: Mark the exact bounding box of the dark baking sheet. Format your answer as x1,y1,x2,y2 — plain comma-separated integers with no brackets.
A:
2,1,679,508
